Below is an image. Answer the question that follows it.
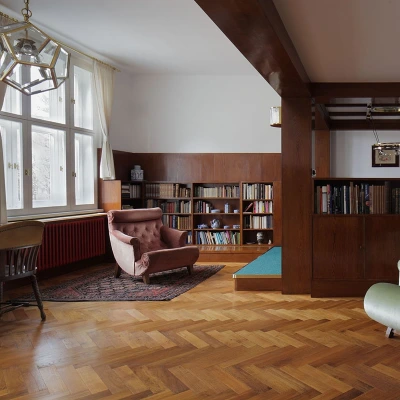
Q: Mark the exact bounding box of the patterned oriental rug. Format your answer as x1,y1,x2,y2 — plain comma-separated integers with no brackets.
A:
21,265,224,302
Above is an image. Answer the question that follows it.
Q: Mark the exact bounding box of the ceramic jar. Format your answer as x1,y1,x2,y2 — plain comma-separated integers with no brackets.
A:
131,165,144,181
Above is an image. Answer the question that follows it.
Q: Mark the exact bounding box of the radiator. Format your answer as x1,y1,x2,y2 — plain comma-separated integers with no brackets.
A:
37,217,106,271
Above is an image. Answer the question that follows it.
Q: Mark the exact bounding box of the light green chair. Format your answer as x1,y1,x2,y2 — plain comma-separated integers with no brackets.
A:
364,261,400,338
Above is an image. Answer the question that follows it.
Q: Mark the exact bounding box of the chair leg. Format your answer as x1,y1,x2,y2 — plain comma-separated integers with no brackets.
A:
114,264,122,278
386,327,395,338
187,265,194,275
143,274,150,284
30,275,46,321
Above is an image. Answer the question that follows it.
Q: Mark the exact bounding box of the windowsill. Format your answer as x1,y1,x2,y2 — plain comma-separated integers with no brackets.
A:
8,209,106,223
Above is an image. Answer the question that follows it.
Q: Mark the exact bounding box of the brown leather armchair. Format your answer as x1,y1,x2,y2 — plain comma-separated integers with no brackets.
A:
107,208,199,283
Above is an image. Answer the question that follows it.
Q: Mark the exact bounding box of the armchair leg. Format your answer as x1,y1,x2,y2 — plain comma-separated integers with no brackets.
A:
143,274,150,284
187,265,194,275
386,327,395,338
114,264,122,278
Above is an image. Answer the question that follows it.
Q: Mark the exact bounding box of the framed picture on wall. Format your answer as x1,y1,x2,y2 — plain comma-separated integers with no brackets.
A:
372,147,399,167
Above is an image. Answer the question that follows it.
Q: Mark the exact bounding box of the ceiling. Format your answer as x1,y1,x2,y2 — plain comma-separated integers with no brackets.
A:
2,0,400,129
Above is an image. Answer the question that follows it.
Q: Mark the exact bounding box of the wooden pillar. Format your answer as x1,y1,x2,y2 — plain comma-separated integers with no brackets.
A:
314,107,331,177
281,98,312,294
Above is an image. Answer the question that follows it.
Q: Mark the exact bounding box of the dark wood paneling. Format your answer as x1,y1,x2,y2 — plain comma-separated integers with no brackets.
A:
365,216,400,280
281,98,312,294
312,83,400,101
110,151,281,183
313,216,364,280
330,120,400,131
314,130,330,177
194,0,310,98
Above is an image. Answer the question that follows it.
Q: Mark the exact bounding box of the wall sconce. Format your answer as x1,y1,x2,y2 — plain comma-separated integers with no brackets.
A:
270,106,281,127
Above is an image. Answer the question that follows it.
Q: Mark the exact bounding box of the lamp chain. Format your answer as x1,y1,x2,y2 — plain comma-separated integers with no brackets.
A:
21,0,32,22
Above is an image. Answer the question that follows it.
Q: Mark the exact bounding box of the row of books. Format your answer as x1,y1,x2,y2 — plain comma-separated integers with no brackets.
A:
244,215,273,229
121,183,141,199
193,185,240,198
196,230,240,245
242,183,273,200
161,215,191,230
186,232,193,244
243,200,273,213
315,183,392,214
145,199,191,213
145,183,191,198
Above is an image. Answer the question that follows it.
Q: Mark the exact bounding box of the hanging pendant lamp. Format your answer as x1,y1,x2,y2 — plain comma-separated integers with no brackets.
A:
0,0,70,95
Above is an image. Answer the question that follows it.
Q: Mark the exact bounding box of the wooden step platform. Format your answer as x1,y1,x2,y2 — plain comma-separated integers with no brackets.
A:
197,244,272,263
232,246,282,291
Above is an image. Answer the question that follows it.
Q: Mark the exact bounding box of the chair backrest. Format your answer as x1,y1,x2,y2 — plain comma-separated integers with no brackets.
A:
0,221,45,280
108,208,168,255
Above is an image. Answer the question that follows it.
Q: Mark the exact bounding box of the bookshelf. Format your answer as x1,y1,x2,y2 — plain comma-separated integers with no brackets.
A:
312,178,400,297
100,179,280,248
193,182,241,245
242,182,274,245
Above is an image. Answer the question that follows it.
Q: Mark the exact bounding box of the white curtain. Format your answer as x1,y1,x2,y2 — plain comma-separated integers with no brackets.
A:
93,61,116,180
0,82,7,224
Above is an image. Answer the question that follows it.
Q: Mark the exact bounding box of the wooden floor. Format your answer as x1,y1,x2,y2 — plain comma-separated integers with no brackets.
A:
1,262,400,399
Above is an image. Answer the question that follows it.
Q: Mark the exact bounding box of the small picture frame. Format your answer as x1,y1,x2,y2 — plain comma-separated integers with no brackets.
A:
372,147,399,167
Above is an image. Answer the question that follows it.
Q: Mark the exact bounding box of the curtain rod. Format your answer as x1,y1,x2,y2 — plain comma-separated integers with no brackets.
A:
0,11,120,72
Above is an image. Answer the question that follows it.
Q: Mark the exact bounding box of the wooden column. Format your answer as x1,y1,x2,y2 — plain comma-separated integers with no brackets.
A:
314,107,331,177
282,98,312,293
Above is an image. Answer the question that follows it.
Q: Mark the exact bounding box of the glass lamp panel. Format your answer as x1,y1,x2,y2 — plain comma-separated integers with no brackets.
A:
38,40,58,66
0,37,15,78
32,125,66,208
54,48,69,79
74,133,94,205
6,25,48,64
31,78,66,124
74,66,93,130
0,119,23,210
0,22,27,34
2,85,22,115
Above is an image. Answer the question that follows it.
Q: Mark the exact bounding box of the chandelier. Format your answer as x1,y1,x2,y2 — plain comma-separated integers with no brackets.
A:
0,0,70,95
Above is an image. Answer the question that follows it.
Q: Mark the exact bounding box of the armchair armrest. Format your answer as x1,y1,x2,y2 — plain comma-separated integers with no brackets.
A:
110,230,141,259
160,226,187,248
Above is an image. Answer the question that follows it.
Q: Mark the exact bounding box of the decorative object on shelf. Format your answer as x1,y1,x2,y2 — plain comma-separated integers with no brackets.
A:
233,224,240,229
211,209,221,213
224,203,230,213
210,219,220,229
270,106,281,127
223,225,230,229
131,165,144,181
256,231,264,245
372,146,399,167
198,224,208,229
367,103,400,167
268,239,272,245
0,0,70,95
234,209,239,213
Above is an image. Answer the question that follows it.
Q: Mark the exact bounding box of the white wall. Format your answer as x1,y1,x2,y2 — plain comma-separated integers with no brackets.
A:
110,73,281,153
331,130,400,177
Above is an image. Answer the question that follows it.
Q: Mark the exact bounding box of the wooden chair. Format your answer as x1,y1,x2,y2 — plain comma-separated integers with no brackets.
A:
0,221,46,320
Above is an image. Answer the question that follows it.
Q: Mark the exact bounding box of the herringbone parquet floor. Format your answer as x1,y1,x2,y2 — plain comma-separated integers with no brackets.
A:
1,262,399,399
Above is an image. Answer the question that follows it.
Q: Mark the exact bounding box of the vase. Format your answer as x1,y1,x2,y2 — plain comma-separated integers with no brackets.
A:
256,231,264,245
131,165,144,181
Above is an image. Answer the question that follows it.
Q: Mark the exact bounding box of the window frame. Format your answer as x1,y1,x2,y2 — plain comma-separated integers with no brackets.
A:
1,55,99,219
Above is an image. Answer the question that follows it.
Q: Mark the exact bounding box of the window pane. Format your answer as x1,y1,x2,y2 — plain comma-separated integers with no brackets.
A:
74,66,93,130
32,125,66,208
75,133,94,205
1,85,22,115
31,75,66,124
0,119,23,209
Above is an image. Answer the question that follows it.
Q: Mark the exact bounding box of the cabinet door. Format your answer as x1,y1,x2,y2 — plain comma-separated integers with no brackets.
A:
365,216,400,280
313,216,364,280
